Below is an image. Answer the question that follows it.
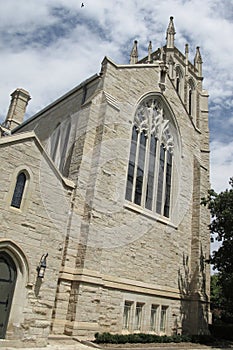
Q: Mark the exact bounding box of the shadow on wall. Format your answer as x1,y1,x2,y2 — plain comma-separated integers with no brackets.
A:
34,277,43,297
178,251,209,335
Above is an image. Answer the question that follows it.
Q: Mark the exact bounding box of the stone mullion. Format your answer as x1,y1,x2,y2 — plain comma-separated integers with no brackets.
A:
161,149,168,216
152,137,160,212
141,134,149,208
132,129,140,203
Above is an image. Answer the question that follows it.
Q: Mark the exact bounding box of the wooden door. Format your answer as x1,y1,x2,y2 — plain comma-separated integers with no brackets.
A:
0,252,17,339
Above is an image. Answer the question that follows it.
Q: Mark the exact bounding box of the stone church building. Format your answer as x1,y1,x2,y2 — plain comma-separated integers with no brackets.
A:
0,17,210,347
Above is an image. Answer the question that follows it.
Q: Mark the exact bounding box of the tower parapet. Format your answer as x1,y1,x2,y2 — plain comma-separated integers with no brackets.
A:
128,17,205,129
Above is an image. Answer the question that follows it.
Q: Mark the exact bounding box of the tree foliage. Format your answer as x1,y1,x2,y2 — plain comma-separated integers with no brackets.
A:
202,178,233,272
202,178,233,322
210,274,223,310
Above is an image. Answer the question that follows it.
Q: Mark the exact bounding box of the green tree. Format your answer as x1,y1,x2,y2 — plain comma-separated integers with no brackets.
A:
202,178,233,322
210,274,222,310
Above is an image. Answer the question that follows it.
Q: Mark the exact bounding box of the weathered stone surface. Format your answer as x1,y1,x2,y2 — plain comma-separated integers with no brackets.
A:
0,18,210,346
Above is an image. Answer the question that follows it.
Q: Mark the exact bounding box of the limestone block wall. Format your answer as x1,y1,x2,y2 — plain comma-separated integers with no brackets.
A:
60,59,210,336
69,61,208,283
60,279,184,339
0,134,74,346
4,56,210,339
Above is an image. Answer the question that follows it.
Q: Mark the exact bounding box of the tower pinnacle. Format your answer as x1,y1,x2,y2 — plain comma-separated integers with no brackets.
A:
130,40,138,64
148,41,152,63
194,46,203,77
166,16,176,49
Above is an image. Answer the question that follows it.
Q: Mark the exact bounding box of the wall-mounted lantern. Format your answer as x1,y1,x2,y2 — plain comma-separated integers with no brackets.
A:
37,253,48,278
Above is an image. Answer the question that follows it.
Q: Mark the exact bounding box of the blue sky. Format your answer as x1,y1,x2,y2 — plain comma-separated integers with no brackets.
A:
0,0,232,194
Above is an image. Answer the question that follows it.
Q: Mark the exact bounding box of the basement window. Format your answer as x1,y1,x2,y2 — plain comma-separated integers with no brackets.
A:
123,301,133,330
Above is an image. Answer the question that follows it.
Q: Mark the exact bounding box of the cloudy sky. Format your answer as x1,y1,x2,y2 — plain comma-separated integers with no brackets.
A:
0,0,232,194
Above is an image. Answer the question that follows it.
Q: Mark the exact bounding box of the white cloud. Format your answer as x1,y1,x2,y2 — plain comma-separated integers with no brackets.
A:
210,140,233,192
0,0,232,193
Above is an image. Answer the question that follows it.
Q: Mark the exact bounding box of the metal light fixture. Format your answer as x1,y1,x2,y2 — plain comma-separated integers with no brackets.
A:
37,253,48,278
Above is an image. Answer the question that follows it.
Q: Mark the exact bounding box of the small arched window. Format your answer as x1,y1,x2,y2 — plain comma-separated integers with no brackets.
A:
175,66,183,96
188,79,195,117
188,89,192,115
125,96,175,218
176,76,180,94
11,172,27,209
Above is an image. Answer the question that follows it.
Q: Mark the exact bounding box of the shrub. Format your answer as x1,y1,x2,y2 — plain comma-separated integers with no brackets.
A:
94,332,208,344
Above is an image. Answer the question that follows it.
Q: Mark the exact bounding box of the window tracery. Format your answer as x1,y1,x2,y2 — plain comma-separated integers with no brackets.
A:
126,96,175,218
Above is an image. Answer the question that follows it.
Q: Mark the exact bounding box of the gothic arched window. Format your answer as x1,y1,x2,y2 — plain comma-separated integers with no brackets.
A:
176,76,180,94
11,172,27,209
49,118,72,176
126,96,175,218
188,79,195,117
50,123,61,162
175,66,183,97
59,119,71,173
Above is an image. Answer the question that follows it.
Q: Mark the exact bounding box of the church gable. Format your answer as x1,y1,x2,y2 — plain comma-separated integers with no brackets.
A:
0,17,210,345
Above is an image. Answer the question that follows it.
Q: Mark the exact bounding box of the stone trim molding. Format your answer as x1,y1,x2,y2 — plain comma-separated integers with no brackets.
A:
59,267,181,300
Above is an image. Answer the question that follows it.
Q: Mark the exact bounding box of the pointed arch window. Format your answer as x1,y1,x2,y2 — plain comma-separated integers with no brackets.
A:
176,76,180,94
59,119,71,173
126,96,174,218
188,89,192,115
11,172,27,209
175,66,183,96
49,118,71,175
51,123,61,162
188,79,195,117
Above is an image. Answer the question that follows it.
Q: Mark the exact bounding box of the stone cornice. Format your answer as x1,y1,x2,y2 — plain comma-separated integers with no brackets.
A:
59,267,182,300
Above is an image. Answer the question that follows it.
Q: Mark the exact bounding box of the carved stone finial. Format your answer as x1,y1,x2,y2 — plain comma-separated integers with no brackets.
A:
130,40,138,64
194,46,202,64
148,41,152,63
194,46,203,77
166,16,176,49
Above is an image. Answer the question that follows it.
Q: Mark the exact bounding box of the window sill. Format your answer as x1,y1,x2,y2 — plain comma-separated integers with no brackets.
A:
124,201,178,230
8,205,23,213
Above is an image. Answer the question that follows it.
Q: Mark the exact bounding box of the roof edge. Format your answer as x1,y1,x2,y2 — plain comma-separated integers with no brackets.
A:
0,131,76,189
12,73,100,133
102,56,161,69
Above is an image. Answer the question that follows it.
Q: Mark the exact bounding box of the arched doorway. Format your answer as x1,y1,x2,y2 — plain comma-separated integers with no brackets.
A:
0,252,17,339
